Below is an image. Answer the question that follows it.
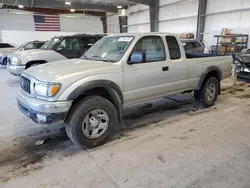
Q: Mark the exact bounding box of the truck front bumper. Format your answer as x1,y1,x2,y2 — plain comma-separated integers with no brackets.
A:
7,65,25,76
17,90,72,124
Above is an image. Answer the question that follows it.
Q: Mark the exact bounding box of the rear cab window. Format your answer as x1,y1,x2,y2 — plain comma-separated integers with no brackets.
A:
165,36,181,60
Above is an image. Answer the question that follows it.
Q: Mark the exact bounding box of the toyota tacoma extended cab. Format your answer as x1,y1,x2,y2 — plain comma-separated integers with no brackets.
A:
7,33,105,76
17,33,232,148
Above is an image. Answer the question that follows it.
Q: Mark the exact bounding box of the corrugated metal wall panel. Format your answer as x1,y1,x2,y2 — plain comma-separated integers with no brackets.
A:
127,4,150,33
107,14,120,33
204,0,250,47
158,0,198,35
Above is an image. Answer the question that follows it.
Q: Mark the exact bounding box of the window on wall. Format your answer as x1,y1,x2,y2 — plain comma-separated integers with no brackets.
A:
166,36,181,60
132,36,166,63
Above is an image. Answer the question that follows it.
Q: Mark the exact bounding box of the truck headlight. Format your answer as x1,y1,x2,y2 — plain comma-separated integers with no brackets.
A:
10,57,21,65
34,82,61,97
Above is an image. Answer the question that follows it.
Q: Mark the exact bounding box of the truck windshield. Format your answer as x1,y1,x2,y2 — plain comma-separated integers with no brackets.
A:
82,36,134,62
41,38,60,50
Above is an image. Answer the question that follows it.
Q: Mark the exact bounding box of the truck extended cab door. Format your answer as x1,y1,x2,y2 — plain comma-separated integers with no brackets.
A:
123,35,188,105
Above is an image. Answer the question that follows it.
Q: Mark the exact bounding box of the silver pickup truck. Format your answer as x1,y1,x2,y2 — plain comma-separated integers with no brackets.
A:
17,33,232,148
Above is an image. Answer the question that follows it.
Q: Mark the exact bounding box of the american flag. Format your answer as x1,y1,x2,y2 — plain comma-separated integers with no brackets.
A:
33,14,60,31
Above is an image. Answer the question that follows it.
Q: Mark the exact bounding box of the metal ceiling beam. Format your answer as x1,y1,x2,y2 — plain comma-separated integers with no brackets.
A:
0,0,119,12
130,0,151,5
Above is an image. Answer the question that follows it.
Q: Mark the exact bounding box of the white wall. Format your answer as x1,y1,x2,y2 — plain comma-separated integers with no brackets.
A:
158,0,198,34
127,1,198,34
0,9,103,44
107,14,120,33
1,30,80,46
203,0,250,47
127,4,150,33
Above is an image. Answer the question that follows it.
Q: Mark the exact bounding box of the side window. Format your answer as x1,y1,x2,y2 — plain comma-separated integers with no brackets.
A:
35,42,45,49
166,36,181,60
132,36,166,63
57,37,81,51
24,43,35,50
195,41,202,48
80,37,100,53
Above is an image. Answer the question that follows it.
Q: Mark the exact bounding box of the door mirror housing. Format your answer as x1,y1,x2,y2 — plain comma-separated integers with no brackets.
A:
129,52,145,64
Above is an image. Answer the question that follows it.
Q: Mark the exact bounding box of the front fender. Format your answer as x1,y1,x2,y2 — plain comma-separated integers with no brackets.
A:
67,80,123,103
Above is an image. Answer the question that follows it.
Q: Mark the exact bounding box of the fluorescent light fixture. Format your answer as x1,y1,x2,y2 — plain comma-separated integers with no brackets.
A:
117,5,122,9
70,9,75,12
65,2,71,5
18,5,24,8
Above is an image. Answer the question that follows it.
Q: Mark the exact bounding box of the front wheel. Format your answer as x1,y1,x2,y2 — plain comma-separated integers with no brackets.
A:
65,96,118,148
3,58,7,66
194,76,219,107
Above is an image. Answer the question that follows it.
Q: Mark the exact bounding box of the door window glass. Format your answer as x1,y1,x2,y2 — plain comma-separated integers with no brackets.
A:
132,36,166,63
24,43,35,50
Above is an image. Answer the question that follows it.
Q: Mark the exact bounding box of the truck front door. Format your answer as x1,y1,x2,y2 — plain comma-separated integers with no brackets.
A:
123,35,188,105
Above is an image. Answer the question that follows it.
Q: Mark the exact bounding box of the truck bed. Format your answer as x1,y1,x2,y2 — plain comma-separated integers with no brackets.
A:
186,52,223,59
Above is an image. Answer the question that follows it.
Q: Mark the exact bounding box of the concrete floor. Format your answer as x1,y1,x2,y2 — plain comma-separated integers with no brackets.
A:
0,67,250,188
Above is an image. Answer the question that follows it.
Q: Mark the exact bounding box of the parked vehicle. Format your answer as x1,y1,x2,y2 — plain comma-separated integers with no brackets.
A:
182,39,205,53
234,49,250,79
0,43,15,49
17,33,232,148
0,41,45,66
7,34,105,76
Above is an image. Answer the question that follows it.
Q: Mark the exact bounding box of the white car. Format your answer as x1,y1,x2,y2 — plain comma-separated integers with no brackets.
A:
7,34,105,76
0,43,16,64
0,41,45,66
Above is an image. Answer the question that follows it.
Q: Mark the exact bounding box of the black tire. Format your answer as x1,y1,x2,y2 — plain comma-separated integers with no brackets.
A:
194,76,219,108
65,96,118,148
3,58,7,66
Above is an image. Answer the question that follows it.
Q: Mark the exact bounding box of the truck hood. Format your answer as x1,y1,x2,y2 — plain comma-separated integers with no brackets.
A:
23,59,119,82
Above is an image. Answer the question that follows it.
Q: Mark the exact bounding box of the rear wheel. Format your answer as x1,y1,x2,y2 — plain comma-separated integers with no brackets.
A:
194,76,219,107
65,96,118,148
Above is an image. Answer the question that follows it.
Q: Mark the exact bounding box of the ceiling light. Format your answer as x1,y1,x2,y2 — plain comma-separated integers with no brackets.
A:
65,2,71,5
18,5,24,8
117,5,122,9
70,9,75,12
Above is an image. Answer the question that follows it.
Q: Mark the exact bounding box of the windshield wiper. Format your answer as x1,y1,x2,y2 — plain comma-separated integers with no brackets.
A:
89,55,112,62
81,55,90,60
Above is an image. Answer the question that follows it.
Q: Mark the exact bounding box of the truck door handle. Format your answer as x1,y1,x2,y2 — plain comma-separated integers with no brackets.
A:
162,66,169,71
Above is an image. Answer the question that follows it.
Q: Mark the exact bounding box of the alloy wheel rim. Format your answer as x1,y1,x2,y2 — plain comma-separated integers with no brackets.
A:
82,109,109,139
206,83,216,101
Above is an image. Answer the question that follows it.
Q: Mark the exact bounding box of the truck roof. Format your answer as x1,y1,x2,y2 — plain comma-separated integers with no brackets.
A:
52,33,106,39
107,32,179,37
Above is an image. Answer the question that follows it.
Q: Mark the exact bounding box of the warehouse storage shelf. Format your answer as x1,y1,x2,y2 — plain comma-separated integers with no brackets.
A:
214,34,249,55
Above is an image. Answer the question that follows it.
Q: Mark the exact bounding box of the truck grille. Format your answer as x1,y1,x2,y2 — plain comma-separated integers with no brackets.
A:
20,76,31,94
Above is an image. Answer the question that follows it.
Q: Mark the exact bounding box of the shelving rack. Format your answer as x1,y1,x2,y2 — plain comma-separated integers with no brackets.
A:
214,34,248,55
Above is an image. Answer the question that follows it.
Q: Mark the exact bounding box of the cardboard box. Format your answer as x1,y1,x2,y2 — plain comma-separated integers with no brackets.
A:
220,37,236,44
218,46,226,55
226,46,235,53
221,28,229,35
180,33,194,39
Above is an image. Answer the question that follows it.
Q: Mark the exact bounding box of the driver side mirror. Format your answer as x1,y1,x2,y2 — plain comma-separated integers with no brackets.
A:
128,52,146,65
